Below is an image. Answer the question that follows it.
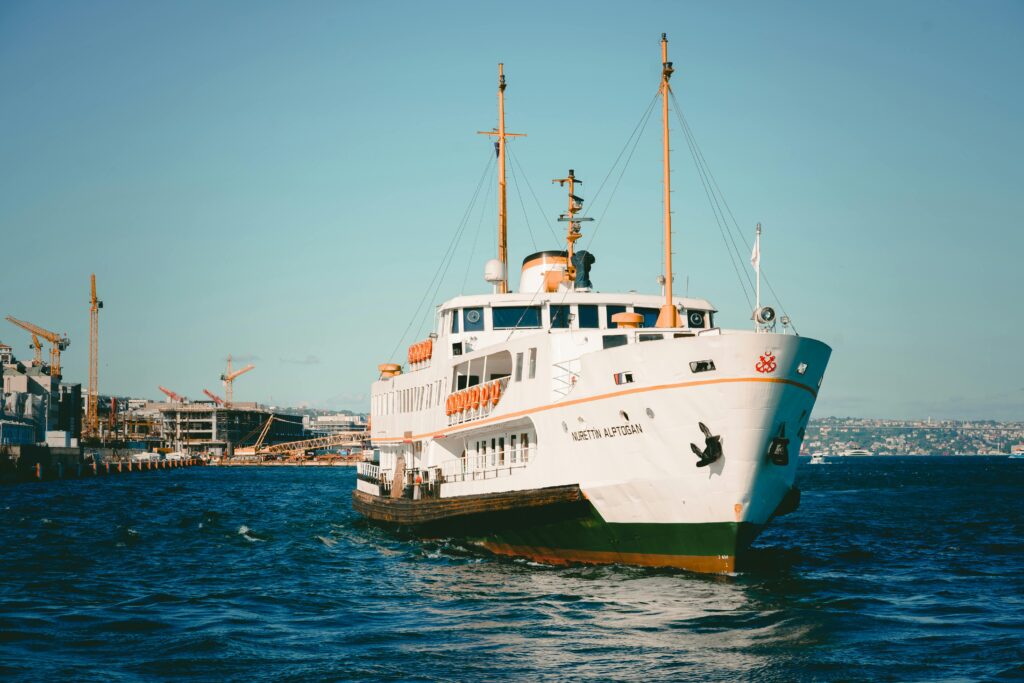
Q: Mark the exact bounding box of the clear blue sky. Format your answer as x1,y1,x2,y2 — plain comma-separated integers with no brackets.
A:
2,1,1022,419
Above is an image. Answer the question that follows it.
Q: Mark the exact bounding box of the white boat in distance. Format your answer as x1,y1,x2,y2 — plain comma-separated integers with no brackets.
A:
353,34,831,573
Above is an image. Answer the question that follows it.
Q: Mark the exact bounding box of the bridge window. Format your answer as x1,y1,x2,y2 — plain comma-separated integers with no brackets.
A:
464,307,484,332
451,310,461,333
493,306,542,329
550,305,571,329
528,348,537,379
636,307,660,328
578,305,600,329
686,310,706,329
605,305,627,328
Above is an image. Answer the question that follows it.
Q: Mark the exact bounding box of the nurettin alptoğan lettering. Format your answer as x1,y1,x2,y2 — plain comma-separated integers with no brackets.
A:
571,423,644,442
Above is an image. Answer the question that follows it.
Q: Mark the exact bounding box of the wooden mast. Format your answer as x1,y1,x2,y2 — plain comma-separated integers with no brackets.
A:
478,64,525,294
655,33,680,328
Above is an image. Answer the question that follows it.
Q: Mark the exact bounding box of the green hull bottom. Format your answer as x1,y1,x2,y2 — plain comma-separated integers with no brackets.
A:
428,500,762,573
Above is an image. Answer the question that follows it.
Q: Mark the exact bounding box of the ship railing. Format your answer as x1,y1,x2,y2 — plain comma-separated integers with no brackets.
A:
447,376,511,427
551,358,581,400
356,461,380,483
438,444,534,483
440,462,529,484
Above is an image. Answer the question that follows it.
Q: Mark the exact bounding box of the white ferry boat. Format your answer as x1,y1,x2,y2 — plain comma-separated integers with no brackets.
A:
353,35,831,573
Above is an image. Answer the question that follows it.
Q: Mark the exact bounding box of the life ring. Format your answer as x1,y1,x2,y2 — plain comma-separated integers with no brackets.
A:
454,391,464,413
490,381,502,405
423,339,433,359
470,386,481,410
445,394,455,416
379,363,400,373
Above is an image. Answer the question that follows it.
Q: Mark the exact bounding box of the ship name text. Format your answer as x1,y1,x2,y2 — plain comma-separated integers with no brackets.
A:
571,423,644,442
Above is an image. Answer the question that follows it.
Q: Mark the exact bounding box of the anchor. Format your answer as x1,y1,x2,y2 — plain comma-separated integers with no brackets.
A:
690,422,723,468
767,424,790,466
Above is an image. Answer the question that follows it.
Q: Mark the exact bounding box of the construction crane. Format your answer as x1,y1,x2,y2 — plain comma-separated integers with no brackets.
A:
220,354,254,406
203,389,225,406
5,316,69,378
29,333,43,366
87,273,103,438
158,385,185,403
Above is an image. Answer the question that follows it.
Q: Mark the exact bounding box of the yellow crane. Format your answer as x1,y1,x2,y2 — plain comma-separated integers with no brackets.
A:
220,354,254,406
87,274,103,438
29,333,43,366
5,316,69,378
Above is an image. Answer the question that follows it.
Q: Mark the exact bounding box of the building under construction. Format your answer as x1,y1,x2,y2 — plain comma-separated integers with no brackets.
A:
160,402,304,456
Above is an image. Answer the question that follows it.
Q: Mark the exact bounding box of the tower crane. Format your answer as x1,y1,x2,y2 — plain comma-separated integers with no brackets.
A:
5,316,69,378
29,334,43,366
87,274,103,438
220,355,254,406
158,386,185,403
203,389,225,406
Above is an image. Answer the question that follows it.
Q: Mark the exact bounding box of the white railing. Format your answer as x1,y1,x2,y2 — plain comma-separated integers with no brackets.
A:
447,376,511,427
552,358,581,399
439,444,535,483
356,462,380,481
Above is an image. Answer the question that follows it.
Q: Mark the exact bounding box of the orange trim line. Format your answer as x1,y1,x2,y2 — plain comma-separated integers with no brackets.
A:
374,376,816,443
481,541,735,573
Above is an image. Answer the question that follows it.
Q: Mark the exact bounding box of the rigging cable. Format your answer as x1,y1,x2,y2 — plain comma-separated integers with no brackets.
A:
386,149,496,362
460,159,499,292
505,147,539,253
671,94,754,309
670,92,798,333
507,146,561,247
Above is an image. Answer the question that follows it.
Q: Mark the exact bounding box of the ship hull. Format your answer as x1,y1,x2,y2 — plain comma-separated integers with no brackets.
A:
353,484,783,573
360,331,829,574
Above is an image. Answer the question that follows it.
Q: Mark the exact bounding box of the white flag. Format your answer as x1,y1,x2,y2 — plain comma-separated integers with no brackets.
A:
750,238,760,272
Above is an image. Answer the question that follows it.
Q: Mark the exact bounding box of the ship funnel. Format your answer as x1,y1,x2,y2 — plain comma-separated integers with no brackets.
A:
519,250,568,293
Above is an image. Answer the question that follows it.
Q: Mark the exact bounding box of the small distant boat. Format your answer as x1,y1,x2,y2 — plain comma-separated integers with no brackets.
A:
809,453,826,465
1009,453,1024,460
843,449,872,456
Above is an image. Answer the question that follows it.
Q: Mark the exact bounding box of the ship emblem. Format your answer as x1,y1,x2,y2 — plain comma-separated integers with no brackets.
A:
755,351,777,374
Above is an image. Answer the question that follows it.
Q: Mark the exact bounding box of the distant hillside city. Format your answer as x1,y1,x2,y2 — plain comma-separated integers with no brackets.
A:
803,417,1024,456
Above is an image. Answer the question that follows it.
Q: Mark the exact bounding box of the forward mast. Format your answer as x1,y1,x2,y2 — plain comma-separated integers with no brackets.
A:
478,63,525,294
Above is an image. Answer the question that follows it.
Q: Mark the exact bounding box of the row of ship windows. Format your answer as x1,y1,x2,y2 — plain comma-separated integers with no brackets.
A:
464,432,532,469
375,347,540,416
373,378,448,416
447,304,711,333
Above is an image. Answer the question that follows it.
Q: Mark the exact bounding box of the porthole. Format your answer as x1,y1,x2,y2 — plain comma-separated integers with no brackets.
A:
561,421,568,433
619,410,630,422
646,407,655,419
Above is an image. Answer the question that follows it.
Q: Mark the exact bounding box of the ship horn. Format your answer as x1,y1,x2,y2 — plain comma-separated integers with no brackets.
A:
690,421,723,468
767,424,790,466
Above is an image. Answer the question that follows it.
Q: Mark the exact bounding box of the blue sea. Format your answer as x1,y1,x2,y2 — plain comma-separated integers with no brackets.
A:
1,457,1022,681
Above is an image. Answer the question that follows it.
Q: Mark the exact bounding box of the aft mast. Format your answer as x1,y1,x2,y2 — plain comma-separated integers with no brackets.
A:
655,33,680,328
478,64,525,294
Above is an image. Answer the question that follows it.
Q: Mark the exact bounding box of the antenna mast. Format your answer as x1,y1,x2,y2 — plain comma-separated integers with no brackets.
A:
655,33,680,328
87,273,102,438
478,63,525,294
553,169,593,286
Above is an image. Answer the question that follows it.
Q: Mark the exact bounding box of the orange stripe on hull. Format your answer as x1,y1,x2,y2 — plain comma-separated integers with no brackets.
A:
374,375,816,443
480,541,736,574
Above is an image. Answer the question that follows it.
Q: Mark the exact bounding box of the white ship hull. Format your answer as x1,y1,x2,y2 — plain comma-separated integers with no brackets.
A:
356,325,830,572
